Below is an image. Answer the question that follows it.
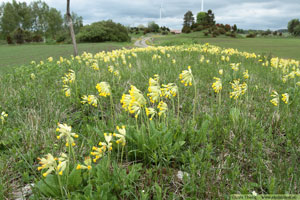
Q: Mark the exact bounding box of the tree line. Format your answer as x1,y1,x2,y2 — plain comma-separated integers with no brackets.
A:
0,0,83,43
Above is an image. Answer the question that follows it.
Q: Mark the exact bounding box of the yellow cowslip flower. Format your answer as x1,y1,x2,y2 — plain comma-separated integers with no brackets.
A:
270,90,279,106
120,94,131,111
38,153,57,177
243,70,249,79
62,85,71,97
81,95,98,107
99,133,113,152
221,56,225,61
1,111,8,124
31,61,36,65
57,153,68,175
161,83,178,98
76,157,92,170
230,63,240,71
212,77,222,93
90,146,105,163
129,85,146,106
96,82,111,97
30,73,36,80
281,93,289,104
47,57,53,62
296,82,300,86
92,62,99,71
114,70,121,80
172,59,176,64
179,66,194,86
129,63,132,68
114,126,126,146
229,79,247,100
147,75,161,103
108,65,114,73
60,56,64,63
56,123,79,147
145,107,157,120
219,69,223,75
157,101,168,117
62,69,76,84
40,61,44,65
226,56,230,62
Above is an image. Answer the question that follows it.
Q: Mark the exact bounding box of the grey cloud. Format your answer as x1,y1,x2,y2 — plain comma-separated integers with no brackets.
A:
3,0,300,30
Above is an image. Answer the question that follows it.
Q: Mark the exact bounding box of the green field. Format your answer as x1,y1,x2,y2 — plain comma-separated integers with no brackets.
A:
153,32,300,60
0,42,130,73
1,42,300,199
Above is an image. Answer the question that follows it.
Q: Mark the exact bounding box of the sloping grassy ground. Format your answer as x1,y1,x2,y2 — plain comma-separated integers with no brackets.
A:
153,32,300,60
0,44,300,199
0,42,130,73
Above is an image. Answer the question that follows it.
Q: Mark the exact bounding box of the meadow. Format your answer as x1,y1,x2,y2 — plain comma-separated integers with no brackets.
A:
0,42,130,73
153,32,300,60
0,41,300,199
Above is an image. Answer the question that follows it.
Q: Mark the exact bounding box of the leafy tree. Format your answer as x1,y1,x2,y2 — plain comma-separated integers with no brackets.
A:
47,8,63,38
196,12,206,25
232,24,237,32
31,0,50,35
148,21,159,32
288,19,300,36
205,9,215,26
0,2,20,36
183,11,194,28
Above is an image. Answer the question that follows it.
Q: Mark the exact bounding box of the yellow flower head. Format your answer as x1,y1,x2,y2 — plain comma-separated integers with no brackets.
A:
229,79,247,100
281,93,289,104
47,57,53,62
270,90,279,106
230,63,240,71
1,111,8,124
115,125,126,146
218,69,223,75
157,101,168,117
30,73,36,80
62,85,71,97
76,157,92,170
212,77,222,93
56,123,78,147
145,107,157,120
96,82,111,97
147,75,161,103
81,95,98,107
161,83,178,98
243,70,249,79
179,66,194,86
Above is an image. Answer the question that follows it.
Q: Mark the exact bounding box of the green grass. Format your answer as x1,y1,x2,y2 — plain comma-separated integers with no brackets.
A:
154,32,300,60
0,42,130,73
1,43,300,199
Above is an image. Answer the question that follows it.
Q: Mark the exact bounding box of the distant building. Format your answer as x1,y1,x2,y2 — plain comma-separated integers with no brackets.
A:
170,30,181,34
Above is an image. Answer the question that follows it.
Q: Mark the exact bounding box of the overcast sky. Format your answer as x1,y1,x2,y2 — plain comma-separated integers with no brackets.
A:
2,0,300,30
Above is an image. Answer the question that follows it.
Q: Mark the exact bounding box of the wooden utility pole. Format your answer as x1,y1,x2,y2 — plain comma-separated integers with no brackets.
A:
67,0,78,56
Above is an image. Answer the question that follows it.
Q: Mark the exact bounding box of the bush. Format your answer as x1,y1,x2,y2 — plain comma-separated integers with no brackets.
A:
246,33,257,38
77,20,131,43
24,31,33,43
182,26,191,33
56,32,68,43
193,25,204,32
204,31,209,36
218,28,226,35
6,35,13,44
32,34,43,42
162,31,168,35
13,28,25,44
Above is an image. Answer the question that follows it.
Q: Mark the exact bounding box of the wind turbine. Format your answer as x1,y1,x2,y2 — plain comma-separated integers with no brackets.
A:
201,0,204,12
160,0,164,20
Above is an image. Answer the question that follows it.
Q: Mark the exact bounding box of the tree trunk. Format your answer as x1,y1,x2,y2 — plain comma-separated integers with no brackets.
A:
66,0,78,56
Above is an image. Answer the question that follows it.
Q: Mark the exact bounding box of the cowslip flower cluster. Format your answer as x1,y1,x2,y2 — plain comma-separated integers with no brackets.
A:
270,90,279,106
157,101,168,117
81,95,98,107
114,126,126,146
147,75,161,103
56,123,79,147
212,77,222,93
145,107,157,120
38,153,68,177
230,63,241,71
243,70,249,79
121,85,146,118
281,93,289,104
179,66,194,86
76,157,92,170
161,83,178,98
91,133,113,163
1,111,8,124
61,69,75,97
96,82,111,97
229,79,247,100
